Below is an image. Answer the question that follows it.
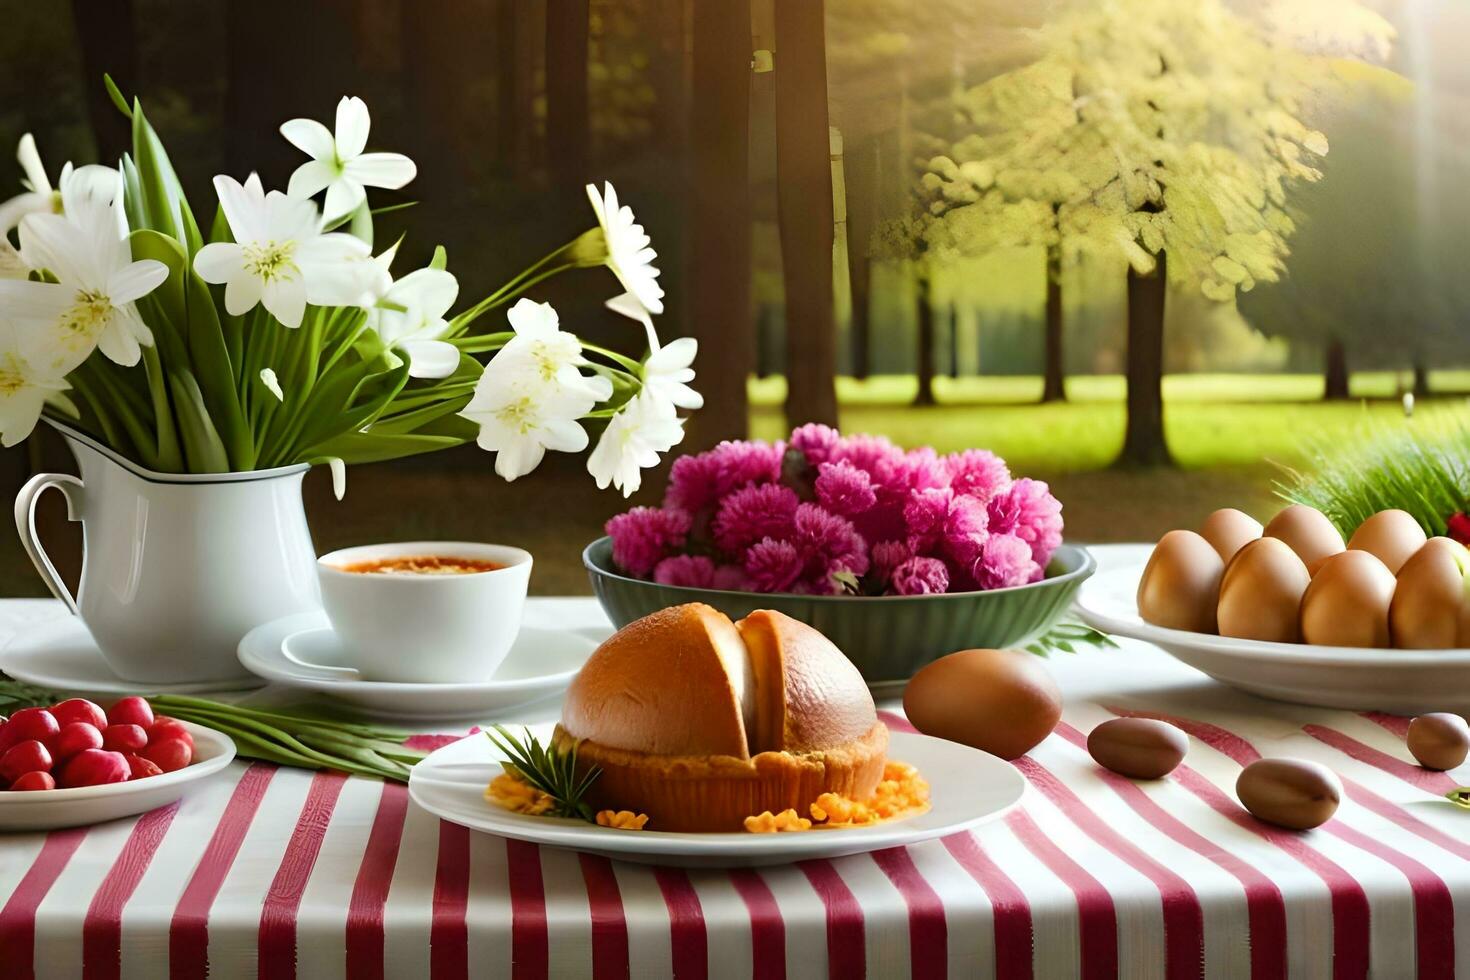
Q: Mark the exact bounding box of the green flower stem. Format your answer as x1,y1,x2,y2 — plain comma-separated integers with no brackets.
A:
86,363,162,469
580,342,644,376
62,372,127,451
449,231,600,336
141,345,183,472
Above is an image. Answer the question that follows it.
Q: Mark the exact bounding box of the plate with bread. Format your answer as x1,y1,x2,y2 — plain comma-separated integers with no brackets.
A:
409,604,1026,867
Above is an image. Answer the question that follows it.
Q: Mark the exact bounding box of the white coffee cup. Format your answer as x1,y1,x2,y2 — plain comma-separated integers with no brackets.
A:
316,541,532,682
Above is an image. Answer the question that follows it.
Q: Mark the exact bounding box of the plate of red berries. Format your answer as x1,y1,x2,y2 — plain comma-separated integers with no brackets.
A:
0,696,234,830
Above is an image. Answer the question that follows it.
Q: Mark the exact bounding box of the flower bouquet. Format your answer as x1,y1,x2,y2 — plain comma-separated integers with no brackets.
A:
0,78,697,490
585,426,1097,685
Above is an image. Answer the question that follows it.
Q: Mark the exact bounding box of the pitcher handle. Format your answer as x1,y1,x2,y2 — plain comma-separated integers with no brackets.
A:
13,473,83,614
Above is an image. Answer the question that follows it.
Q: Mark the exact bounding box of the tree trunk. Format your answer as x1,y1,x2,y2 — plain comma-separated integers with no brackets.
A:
545,0,590,189
948,303,961,379
846,138,876,380
914,277,936,406
774,0,838,428
1323,337,1350,400
403,0,494,189
1041,246,1066,402
1413,357,1430,398
71,0,135,162
1118,251,1171,466
685,0,752,449
494,0,520,173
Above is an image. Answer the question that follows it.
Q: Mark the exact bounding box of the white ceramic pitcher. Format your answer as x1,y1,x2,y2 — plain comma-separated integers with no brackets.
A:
13,423,321,684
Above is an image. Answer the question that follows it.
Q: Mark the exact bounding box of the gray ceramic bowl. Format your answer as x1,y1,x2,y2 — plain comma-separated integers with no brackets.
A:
583,537,1095,690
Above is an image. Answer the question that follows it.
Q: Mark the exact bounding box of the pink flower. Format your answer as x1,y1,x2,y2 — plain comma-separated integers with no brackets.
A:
653,554,716,588
870,539,913,587
890,556,950,595
712,483,800,555
973,532,1039,589
745,538,804,593
987,478,1063,568
815,461,877,516
606,507,691,577
664,440,784,515
946,449,1011,502
711,564,752,591
788,503,870,592
789,423,842,466
830,433,905,485
904,487,989,568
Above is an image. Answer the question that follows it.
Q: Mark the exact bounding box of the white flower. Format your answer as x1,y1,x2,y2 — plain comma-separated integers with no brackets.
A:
489,298,611,402
586,181,664,325
604,289,659,352
0,134,118,237
641,337,702,411
0,173,166,371
459,374,603,482
587,391,685,497
366,267,460,379
281,97,416,222
0,241,26,280
0,324,72,447
193,174,383,328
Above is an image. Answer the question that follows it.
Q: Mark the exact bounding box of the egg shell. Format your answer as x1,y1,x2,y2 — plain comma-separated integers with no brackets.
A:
1199,508,1263,563
1217,537,1310,643
903,649,1061,761
1300,550,1396,648
1406,713,1470,771
1391,538,1469,649
1236,757,1341,830
1137,530,1224,634
1347,509,1428,575
1086,717,1188,779
1264,505,1345,568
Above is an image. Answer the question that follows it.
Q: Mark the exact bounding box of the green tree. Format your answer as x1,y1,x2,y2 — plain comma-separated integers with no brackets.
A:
919,0,1394,464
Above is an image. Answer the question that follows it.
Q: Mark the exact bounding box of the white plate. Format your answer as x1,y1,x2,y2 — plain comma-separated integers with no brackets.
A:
408,728,1026,867
0,720,235,831
1075,560,1470,713
3,617,265,695
238,611,603,721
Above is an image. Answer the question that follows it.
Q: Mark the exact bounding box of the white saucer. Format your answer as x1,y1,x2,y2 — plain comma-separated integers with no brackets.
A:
238,611,602,721
408,728,1027,868
2,617,266,695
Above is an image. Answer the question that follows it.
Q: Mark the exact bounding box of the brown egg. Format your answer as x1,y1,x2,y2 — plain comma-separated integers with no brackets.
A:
1406,713,1470,771
1391,538,1470,649
904,649,1061,760
1264,505,1346,568
1300,550,1396,647
1347,509,1428,575
1236,757,1341,830
1200,508,1263,563
1217,538,1311,643
1087,717,1188,779
1137,530,1224,633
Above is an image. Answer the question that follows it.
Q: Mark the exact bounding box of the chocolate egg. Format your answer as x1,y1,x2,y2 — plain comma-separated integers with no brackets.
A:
1406,713,1470,771
1236,757,1341,830
904,649,1061,760
1217,537,1311,643
1300,550,1396,647
1087,717,1188,779
1200,508,1263,563
1391,538,1470,649
1264,505,1345,569
1347,509,1428,575
1137,530,1224,633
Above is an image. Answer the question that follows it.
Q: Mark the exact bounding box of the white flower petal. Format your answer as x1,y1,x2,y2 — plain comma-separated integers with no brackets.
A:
400,339,460,379
280,118,336,161
107,259,168,305
260,368,285,401
96,316,143,366
16,134,49,195
262,275,307,328
224,271,265,317
344,152,416,190
604,291,659,351
287,159,339,200
212,175,267,243
386,267,459,321
328,457,347,500
323,178,366,223
334,96,371,159
193,242,245,285
0,191,48,236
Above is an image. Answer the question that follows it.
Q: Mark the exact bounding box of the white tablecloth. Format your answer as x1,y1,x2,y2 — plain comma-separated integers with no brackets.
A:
1,545,1467,979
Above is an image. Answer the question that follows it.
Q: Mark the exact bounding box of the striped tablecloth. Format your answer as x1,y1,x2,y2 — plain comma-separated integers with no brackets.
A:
2,544,1468,979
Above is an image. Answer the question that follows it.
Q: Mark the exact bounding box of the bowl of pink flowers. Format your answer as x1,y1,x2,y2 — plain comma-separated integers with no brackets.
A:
585,426,1094,687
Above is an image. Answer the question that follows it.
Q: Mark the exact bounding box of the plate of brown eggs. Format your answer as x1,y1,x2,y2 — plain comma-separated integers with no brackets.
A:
1074,506,1470,713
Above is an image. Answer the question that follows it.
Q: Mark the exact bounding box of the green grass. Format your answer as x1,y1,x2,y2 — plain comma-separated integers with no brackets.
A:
749,373,1470,472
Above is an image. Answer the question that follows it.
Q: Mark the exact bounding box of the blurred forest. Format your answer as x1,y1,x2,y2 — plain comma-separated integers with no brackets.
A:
0,0,1466,591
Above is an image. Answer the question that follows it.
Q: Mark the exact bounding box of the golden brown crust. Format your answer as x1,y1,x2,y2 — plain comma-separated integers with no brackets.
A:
555,722,890,832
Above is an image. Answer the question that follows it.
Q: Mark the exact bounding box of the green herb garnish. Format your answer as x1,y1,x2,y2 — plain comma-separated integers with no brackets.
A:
1026,619,1118,656
486,725,602,821
1447,787,1470,810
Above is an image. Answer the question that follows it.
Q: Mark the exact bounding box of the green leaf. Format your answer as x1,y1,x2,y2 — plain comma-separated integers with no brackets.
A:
103,74,133,118
429,245,448,271
130,99,199,251
167,370,230,472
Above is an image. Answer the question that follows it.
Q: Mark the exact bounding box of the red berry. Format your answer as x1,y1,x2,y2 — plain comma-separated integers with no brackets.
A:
147,719,193,750
102,724,148,753
58,749,130,788
124,754,163,780
108,696,155,729
49,722,103,761
10,771,55,791
6,707,59,744
0,740,52,781
51,698,108,729
142,738,192,773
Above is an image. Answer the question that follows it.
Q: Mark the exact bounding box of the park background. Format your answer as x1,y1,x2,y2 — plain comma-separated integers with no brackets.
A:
0,0,1464,594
